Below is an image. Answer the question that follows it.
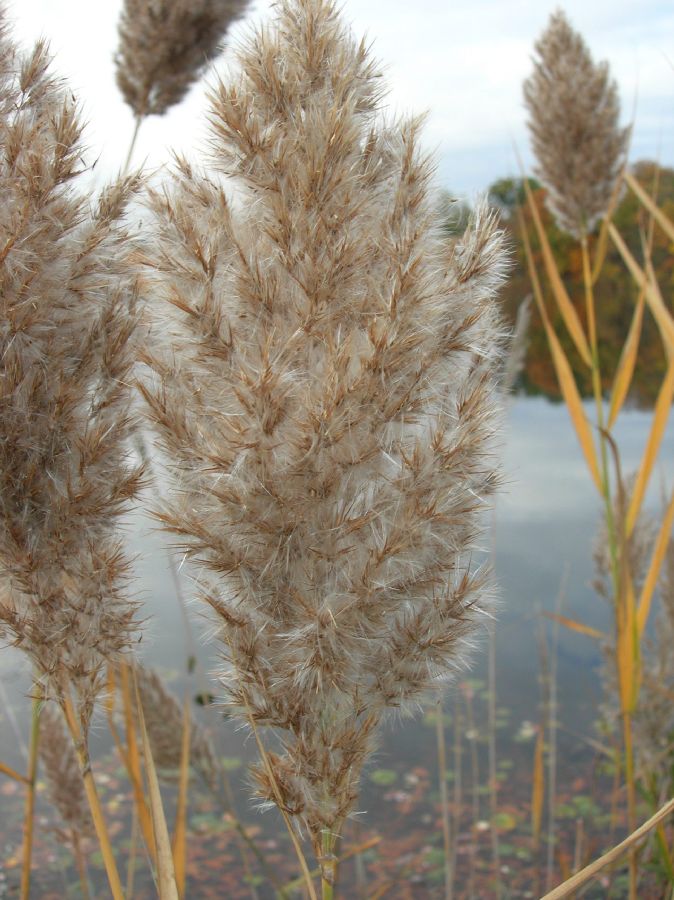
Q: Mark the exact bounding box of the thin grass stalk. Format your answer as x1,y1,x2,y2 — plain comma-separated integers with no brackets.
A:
435,693,453,900
487,624,501,898
450,693,463,898
546,579,564,894
540,795,674,900
20,689,41,900
172,697,191,898
624,171,674,245
123,114,142,175
131,666,180,900
0,761,30,785
60,690,125,900
281,837,380,895
117,664,157,861
321,829,337,900
126,801,140,899
72,831,92,900
464,686,479,900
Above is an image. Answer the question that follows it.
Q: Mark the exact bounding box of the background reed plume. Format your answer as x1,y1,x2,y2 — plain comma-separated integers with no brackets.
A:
38,703,93,845
0,8,143,730
140,0,505,871
115,0,251,120
523,9,630,239
130,664,219,789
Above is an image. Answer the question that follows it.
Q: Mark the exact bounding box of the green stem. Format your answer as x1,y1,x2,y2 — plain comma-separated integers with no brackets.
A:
321,829,337,900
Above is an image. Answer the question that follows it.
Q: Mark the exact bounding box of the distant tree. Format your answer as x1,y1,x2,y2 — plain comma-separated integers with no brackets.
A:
488,176,540,218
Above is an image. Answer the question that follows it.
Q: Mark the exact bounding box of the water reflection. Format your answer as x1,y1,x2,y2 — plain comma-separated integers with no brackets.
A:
1,395,672,888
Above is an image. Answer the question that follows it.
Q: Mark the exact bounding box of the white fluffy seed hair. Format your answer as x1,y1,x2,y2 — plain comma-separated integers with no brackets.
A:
141,0,506,849
523,9,630,239
0,8,144,729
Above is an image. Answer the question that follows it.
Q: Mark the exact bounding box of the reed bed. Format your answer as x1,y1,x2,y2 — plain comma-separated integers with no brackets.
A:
0,0,673,897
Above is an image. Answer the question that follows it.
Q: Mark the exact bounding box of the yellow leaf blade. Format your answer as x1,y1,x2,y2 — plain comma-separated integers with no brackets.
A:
608,223,674,355
608,293,645,429
626,361,674,535
625,170,674,246
542,611,605,640
0,760,30,785
637,487,674,635
521,176,592,366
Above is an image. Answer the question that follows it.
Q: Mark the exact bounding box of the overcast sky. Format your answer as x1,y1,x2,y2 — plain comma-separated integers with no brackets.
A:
6,0,674,198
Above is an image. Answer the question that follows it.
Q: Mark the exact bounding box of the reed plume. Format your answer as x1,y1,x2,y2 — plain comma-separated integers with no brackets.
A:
38,703,93,844
140,0,505,870
131,664,219,788
0,9,143,730
115,0,250,119
523,9,630,239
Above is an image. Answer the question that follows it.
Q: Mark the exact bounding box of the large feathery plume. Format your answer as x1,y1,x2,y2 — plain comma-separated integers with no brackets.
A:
523,9,630,239
140,0,505,871
131,664,219,789
115,0,251,120
0,9,143,732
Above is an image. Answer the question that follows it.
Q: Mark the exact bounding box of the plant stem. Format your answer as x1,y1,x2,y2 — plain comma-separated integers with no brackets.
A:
20,687,41,900
321,829,337,900
123,115,143,175
61,689,125,900
436,693,453,900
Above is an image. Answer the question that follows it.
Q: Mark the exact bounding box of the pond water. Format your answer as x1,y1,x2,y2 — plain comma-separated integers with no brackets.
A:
1,395,672,898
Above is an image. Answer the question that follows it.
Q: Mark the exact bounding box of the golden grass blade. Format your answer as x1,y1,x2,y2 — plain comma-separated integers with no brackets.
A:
520,173,592,366
637,487,674,635
282,837,382,894
541,611,605,641
625,170,674,246
608,292,645,429
172,697,191,899
626,361,674,535
0,760,30,785
608,223,674,353
540,795,674,899
20,690,41,900
132,666,180,900
591,168,627,285
61,691,125,900
531,725,545,849
519,211,602,492
119,664,157,861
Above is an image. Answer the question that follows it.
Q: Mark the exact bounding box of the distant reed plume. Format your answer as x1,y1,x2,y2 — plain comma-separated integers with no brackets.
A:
38,703,93,845
115,0,251,119
140,0,505,875
130,664,219,789
0,9,144,730
523,9,630,239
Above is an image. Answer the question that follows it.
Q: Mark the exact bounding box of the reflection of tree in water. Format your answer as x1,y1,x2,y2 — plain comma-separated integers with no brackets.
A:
482,161,674,406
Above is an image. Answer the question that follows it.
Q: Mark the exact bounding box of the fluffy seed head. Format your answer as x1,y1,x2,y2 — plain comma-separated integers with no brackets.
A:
115,0,251,117
141,0,505,847
0,9,143,727
523,9,630,239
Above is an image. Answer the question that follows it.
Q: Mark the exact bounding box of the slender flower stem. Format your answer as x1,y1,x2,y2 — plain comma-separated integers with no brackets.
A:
20,687,41,900
321,829,337,900
436,693,453,900
61,690,125,900
123,115,143,175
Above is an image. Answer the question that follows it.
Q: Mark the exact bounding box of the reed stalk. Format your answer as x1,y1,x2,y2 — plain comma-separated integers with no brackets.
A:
61,690,125,900
19,689,41,900
435,694,453,900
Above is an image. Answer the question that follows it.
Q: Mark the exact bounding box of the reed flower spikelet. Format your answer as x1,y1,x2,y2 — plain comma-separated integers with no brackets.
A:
115,0,251,118
0,10,144,728
38,703,93,844
523,10,630,239
131,664,219,788
141,0,505,855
